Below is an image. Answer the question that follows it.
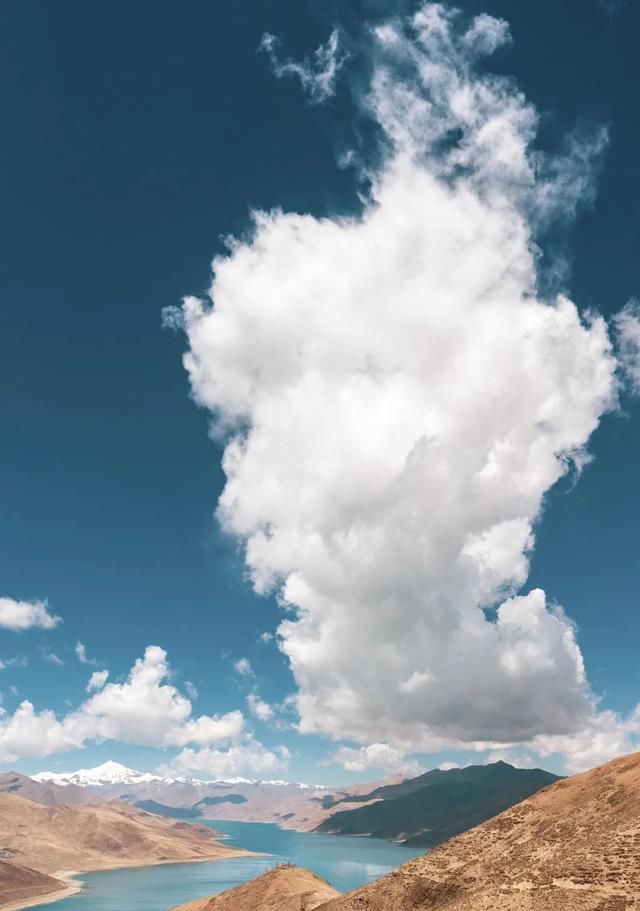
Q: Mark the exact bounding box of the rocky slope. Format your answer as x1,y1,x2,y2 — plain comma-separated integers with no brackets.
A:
319,750,640,910
0,791,249,910
315,761,559,846
171,865,340,911
173,751,640,911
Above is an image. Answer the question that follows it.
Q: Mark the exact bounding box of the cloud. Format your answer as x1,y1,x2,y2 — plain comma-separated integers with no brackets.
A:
44,653,65,667
531,707,640,773
161,305,185,332
259,29,348,104
0,701,81,762
0,646,246,761
0,597,61,631
0,655,27,672
247,692,274,722
75,642,97,666
86,670,109,692
185,680,199,700
174,1,637,770
162,739,291,780
233,657,255,679
614,300,640,395
330,742,423,777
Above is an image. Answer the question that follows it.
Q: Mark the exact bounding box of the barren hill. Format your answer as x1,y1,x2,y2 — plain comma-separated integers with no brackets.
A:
172,865,340,911
318,750,640,910
0,860,69,911
0,791,250,910
0,772,101,807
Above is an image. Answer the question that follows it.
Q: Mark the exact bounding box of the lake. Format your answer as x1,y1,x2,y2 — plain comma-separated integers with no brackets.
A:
27,820,425,911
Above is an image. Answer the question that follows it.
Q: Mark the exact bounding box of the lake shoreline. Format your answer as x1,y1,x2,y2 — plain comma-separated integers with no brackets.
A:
1,849,258,911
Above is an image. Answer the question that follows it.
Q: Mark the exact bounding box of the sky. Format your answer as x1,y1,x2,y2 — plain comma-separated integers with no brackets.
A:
0,0,639,786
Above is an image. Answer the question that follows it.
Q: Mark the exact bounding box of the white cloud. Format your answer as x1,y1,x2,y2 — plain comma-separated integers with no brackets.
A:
176,1,633,768
614,299,640,395
0,646,247,761
330,742,423,777
0,655,27,672
486,750,537,769
0,597,61,631
75,642,97,666
258,631,274,645
233,657,255,679
185,680,199,700
259,29,347,104
86,669,109,692
76,646,244,747
44,653,64,667
0,701,82,762
163,739,291,780
247,692,274,722
531,707,640,773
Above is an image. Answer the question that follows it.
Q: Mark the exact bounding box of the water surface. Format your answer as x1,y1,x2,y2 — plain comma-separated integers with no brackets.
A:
28,820,424,911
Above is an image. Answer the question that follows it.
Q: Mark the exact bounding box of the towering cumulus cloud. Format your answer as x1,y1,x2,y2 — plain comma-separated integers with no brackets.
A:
177,5,629,760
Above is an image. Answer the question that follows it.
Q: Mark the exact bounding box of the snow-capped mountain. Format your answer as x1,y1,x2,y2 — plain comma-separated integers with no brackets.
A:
33,760,164,788
33,760,327,790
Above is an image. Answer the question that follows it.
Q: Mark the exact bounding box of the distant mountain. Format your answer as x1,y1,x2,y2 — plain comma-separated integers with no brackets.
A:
0,771,102,807
315,750,640,911
33,759,327,790
132,793,250,820
33,760,165,787
31,760,399,832
315,761,560,845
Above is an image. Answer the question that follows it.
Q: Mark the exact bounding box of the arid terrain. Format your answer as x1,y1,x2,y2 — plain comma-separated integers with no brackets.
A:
0,861,72,911
172,865,340,911
0,772,102,807
0,790,250,911
171,751,640,911
321,750,640,910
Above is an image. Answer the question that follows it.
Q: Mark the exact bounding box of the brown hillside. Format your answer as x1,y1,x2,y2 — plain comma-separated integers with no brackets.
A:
319,751,640,910
0,792,244,875
172,865,340,911
0,861,68,910
0,772,102,807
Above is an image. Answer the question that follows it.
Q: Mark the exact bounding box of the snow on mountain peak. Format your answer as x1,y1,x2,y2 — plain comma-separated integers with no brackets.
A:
33,760,327,790
33,760,163,787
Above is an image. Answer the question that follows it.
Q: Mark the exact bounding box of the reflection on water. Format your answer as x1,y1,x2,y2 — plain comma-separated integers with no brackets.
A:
27,819,425,911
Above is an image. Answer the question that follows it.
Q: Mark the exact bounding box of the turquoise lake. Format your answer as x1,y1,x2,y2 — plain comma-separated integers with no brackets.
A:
28,820,425,911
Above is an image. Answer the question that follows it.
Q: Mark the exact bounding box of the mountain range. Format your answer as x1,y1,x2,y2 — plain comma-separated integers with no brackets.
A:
314,761,560,846
171,750,640,911
29,759,561,848
0,773,250,911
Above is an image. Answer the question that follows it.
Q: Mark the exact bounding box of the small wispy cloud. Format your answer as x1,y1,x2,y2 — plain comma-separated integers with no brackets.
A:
259,29,348,104
247,692,274,722
86,669,109,692
614,299,640,395
44,652,65,667
0,655,28,672
233,657,255,679
75,641,97,666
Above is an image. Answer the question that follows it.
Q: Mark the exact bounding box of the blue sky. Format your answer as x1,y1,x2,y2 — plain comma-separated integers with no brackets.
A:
0,0,639,785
